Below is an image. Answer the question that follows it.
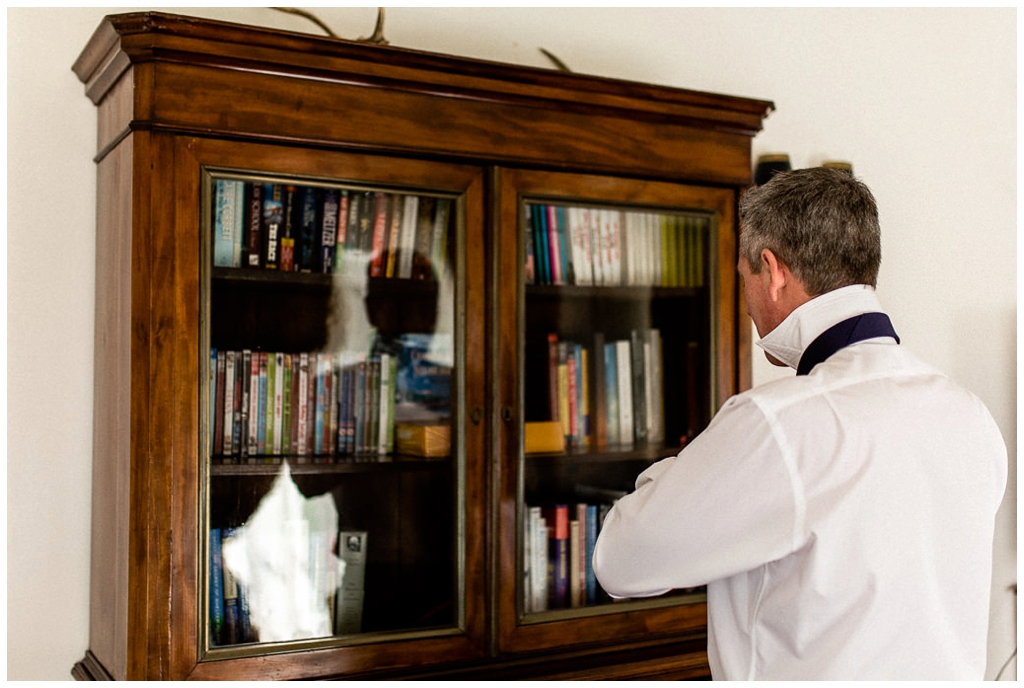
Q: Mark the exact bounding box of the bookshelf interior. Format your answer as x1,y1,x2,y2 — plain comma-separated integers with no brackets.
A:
73,11,771,681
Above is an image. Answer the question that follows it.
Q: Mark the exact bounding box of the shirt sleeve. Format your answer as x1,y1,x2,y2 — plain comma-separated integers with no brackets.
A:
592,392,801,598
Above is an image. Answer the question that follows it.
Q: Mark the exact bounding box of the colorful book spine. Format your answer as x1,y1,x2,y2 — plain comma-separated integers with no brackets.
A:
245,182,263,267
320,187,340,274
209,528,225,645
261,183,283,270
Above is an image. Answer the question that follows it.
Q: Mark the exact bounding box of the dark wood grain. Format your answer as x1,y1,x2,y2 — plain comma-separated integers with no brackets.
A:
74,11,767,680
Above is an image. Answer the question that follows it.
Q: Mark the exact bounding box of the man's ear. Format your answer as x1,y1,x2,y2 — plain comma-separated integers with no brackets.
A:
760,248,788,302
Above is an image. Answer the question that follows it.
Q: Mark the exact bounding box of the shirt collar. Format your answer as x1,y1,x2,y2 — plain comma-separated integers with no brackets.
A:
756,284,887,370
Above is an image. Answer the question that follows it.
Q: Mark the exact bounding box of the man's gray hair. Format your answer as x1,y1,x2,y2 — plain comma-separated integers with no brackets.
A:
738,166,881,296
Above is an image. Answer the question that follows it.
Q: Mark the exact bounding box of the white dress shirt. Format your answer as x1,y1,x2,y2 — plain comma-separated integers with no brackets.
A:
592,285,1007,679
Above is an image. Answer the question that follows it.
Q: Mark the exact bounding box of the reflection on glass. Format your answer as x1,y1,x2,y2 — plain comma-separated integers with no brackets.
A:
207,176,458,649
217,463,342,643
520,200,711,615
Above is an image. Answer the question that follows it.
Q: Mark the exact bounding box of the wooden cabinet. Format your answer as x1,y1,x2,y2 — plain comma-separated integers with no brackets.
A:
71,12,772,681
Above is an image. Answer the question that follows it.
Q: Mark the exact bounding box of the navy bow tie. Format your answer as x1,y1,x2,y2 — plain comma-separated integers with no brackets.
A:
797,312,900,376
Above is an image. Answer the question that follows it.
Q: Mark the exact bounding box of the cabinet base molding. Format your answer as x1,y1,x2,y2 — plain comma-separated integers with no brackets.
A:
71,652,115,681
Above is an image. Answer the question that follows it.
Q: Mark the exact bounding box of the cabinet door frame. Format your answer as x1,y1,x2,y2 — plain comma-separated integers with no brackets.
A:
492,167,739,654
155,136,489,679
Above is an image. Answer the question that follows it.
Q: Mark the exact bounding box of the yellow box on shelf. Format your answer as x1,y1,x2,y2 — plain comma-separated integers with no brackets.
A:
524,421,566,454
395,423,450,458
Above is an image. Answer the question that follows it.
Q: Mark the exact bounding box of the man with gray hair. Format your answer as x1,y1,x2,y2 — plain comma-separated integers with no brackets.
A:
593,166,1006,680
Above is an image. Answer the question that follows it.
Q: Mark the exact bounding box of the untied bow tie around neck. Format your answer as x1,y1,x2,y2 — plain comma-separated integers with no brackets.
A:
797,312,900,376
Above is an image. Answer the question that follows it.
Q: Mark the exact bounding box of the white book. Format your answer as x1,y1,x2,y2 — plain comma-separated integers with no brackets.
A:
609,210,623,285
534,510,548,612
650,213,662,287
398,195,418,279
336,531,368,634
576,207,594,286
589,207,602,286
615,339,634,445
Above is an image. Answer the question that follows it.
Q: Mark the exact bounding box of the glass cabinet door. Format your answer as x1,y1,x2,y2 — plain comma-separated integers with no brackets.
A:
199,159,482,659
495,169,739,651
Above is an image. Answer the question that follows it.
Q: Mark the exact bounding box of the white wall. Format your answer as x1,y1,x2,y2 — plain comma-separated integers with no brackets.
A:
7,7,1016,680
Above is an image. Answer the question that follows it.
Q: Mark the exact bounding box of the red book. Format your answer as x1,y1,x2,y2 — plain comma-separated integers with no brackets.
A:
541,505,570,609
369,192,391,277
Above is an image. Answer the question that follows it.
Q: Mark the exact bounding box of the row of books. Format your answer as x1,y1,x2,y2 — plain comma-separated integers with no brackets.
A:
210,348,404,462
209,527,368,646
524,502,614,612
213,178,452,280
545,329,665,449
525,204,708,288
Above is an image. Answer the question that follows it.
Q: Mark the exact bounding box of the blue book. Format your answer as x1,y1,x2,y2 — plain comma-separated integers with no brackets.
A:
257,353,268,455
604,343,620,445
209,528,224,645
584,504,599,604
556,205,570,285
535,204,551,285
213,179,243,267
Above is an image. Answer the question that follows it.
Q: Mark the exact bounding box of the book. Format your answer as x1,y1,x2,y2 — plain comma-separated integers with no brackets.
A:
297,353,310,460
527,506,548,613
615,339,634,445
261,182,283,270
523,204,536,285
209,528,225,644
647,329,664,444
244,351,258,460
630,329,647,443
273,352,285,455
239,350,252,461
244,182,263,267
331,189,349,275
369,192,390,277
280,184,299,272
413,196,436,280
545,204,562,285
547,333,560,424
335,531,368,635
542,505,570,609
223,351,237,456
591,332,607,449
430,198,451,282
569,518,581,607
213,350,226,456
257,352,268,455
281,353,293,455
524,421,565,454
213,179,244,267
320,187,341,273
603,342,620,445
397,194,419,279
532,203,551,285
394,422,450,457
584,504,599,604
557,341,570,442
384,193,403,278
297,185,322,273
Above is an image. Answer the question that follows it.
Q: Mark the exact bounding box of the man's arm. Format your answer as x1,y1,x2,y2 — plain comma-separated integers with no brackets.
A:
592,393,801,598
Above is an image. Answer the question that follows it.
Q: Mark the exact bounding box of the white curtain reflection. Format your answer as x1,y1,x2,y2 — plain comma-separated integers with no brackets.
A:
221,463,343,643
